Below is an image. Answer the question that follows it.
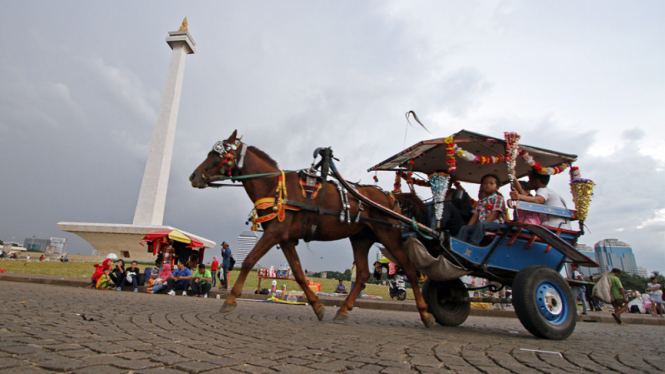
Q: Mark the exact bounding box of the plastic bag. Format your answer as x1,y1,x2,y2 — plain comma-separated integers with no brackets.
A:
592,272,612,303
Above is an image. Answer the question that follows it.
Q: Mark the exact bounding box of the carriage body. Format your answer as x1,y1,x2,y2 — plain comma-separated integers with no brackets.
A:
371,129,599,339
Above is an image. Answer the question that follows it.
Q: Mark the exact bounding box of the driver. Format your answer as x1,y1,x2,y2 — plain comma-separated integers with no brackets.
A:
509,171,571,229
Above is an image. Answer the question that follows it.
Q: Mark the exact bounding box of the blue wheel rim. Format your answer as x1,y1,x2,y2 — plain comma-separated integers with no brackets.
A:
536,280,568,325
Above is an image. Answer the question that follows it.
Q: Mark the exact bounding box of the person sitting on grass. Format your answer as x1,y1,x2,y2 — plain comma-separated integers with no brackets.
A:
189,264,213,298
117,260,141,292
88,258,111,288
166,262,192,296
457,174,506,246
109,259,125,287
95,268,112,290
335,279,347,294
146,263,172,294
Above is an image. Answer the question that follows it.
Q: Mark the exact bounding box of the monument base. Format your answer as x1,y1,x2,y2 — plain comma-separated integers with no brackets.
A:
57,222,216,262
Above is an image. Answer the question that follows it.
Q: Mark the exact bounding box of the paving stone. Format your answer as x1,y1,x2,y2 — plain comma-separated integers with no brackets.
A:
136,369,189,374
0,365,51,374
0,281,663,374
0,357,27,369
1,345,43,355
112,359,164,370
37,357,88,371
150,355,192,365
73,365,129,374
174,360,220,373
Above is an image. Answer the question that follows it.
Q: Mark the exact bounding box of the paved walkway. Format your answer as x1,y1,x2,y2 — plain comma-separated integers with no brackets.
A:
1,280,664,373
1,272,664,326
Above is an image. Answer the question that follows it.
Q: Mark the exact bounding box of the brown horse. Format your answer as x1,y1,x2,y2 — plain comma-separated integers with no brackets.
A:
190,130,434,327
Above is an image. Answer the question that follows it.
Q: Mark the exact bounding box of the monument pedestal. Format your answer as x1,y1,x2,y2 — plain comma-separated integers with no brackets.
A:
57,222,215,262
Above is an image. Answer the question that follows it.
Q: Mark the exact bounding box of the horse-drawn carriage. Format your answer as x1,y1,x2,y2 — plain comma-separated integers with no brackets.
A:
190,128,598,340
368,130,598,339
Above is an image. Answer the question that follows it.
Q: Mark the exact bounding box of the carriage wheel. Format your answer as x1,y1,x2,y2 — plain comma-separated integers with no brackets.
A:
422,278,470,326
512,266,576,340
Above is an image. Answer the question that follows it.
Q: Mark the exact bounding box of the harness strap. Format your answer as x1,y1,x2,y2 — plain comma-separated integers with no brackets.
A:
253,171,300,224
306,149,332,242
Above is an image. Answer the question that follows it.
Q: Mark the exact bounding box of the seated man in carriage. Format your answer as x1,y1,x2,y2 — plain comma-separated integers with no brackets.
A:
509,171,571,230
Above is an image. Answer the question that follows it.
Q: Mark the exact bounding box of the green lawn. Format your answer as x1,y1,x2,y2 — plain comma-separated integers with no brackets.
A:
0,259,414,300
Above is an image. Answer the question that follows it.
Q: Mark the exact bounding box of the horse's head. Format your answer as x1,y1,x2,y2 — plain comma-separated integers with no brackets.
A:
190,130,243,189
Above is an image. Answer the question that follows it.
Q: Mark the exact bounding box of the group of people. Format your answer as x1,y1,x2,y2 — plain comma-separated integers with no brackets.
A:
88,258,143,292
441,170,570,247
146,261,213,297
88,241,234,299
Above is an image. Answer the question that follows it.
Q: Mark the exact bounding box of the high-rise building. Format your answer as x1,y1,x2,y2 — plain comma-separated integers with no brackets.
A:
638,266,649,278
571,243,601,278
594,239,638,275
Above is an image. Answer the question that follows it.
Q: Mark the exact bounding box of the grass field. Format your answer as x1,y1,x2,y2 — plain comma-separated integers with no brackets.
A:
0,259,414,300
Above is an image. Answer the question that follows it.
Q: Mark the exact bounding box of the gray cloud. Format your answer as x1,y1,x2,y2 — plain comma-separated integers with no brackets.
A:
1,2,664,274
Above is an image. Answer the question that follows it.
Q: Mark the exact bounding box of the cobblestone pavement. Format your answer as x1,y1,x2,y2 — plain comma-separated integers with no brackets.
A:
1,281,664,373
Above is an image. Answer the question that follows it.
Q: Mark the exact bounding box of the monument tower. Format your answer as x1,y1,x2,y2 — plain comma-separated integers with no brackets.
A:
134,19,195,226
58,19,215,260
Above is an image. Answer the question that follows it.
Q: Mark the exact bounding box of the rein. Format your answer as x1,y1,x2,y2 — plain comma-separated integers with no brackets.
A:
205,171,297,188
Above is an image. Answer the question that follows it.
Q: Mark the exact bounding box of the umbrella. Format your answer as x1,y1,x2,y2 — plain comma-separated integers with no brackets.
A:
141,229,204,256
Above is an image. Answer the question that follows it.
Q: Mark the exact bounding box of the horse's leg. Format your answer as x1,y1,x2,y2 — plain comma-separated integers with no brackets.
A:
221,233,280,313
333,235,373,322
375,230,435,328
279,241,326,321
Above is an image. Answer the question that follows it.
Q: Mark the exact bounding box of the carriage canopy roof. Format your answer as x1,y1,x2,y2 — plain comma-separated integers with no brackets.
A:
368,130,578,185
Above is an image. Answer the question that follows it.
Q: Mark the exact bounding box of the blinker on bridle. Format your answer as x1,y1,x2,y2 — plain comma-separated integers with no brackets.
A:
206,140,245,179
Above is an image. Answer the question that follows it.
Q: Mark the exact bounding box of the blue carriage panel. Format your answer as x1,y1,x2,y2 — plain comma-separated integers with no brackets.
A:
450,237,497,264
484,236,565,271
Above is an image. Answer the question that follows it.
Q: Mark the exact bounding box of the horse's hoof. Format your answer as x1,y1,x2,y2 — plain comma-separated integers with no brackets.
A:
220,303,237,314
424,315,436,328
333,311,349,323
315,305,326,321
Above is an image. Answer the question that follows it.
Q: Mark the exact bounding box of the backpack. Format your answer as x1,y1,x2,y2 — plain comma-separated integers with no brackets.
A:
229,255,236,271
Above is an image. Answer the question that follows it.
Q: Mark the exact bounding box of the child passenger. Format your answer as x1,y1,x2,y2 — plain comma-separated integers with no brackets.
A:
457,174,506,246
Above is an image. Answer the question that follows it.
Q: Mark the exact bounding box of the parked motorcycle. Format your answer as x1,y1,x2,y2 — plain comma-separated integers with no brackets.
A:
389,276,407,301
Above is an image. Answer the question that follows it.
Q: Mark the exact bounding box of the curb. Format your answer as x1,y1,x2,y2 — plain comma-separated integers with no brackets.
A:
1,272,663,326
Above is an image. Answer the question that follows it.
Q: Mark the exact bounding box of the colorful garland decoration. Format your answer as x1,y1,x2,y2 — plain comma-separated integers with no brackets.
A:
569,166,595,234
429,172,451,228
453,144,505,165
444,137,456,176
220,152,235,176
504,132,521,184
398,171,430,187
393,171,402,193
519,149,569,175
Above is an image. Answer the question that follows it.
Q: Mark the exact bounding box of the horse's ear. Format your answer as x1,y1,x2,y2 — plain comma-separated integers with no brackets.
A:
227,130,238,143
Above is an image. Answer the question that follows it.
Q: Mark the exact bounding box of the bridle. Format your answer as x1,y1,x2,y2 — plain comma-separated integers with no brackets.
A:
201,139,247,184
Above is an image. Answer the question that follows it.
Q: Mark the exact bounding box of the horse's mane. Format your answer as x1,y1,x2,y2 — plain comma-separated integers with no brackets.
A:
394,193,430,227
248,146,279,169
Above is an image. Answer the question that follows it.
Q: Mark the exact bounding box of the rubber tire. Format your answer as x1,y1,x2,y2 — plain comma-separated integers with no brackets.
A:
422,278,470,327
397,289,407,301
512,265,576,340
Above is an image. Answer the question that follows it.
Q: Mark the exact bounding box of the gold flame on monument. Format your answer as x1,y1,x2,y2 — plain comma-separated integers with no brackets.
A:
178,17,188,31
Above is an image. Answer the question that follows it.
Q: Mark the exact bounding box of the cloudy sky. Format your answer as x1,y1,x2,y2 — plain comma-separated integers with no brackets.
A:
1,1,663,273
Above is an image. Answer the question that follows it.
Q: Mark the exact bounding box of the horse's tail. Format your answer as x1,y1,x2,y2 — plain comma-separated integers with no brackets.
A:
393,192,431,228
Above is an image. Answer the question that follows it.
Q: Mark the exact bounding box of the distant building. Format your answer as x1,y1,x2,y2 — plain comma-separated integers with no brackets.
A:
23,237,67,255
594,239,638,275
236,230,260,265
571,243,601,278
638,267,649,278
